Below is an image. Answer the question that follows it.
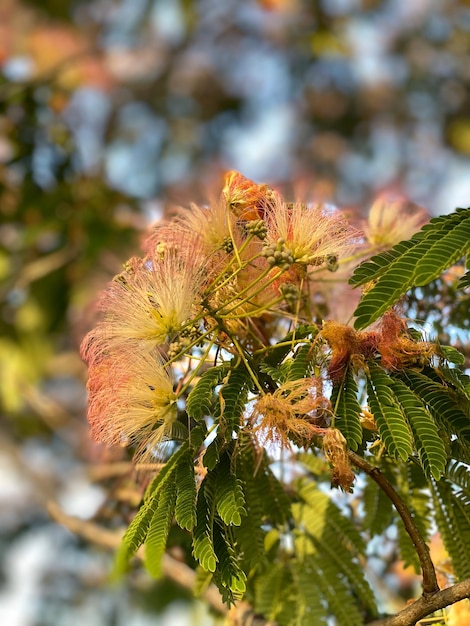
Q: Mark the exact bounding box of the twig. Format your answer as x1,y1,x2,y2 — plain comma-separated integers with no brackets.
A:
47,501,280,626
87,462,164,481
47,501,227,615
366,579,470,626
348,451,439,596
348,453,470,625
229,602,278,626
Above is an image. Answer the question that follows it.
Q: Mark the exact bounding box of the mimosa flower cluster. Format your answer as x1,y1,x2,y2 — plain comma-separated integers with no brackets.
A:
81,171,428,467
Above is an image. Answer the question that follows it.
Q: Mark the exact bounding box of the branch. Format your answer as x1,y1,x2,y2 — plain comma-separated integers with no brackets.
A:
366,579,470,626
348,451,439,596
47,501,227,616
48,501,276,626
229,602,278,626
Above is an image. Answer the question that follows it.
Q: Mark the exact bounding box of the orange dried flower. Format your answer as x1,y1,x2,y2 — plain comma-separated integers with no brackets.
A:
378,310,436,370
251,378,329,449
320,321,378,383
321,310,436,381
322,428,355,491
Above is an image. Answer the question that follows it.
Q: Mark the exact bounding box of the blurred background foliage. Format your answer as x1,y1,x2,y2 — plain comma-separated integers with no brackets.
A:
1,0,470,624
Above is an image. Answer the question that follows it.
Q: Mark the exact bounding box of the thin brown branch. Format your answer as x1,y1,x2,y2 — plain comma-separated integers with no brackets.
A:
229,602,278,626
87,462,164,481
47,501,227,616
348,451,439,596
47,501,280,625
366,579,470,626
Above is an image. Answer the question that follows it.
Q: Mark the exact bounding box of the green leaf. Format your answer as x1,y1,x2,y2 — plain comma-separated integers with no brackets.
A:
457,269,470,290
234,439,271,570
193,567,214,598
284,343,313,381
255,463,292,526
212,522,247,600
114,497,157,577
401,370,470,454
297,451,330,478
144,473,177,577
203,433,225,470
350,239,416,287
414,215,470,285
192,472,218,572
363,477,393,536
255,562,290,621
446,460,470,494
396,463,433,572
331,367,363,450
186,363,230,420
438,345,466,365
352,208,470,329
293,561,329,625
367,366,413,461
293,479,375,614
114,441,189,575
432,479,470,580
389,377,447,480
437,366,470,399
215,454,247,526
175,452,197,531
216,363,251,432
307,554,367,626
258,361,286,384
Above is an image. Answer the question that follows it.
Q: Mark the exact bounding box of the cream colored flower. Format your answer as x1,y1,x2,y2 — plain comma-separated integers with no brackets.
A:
81,241,208,366
265,198,355,265
364,195,428,249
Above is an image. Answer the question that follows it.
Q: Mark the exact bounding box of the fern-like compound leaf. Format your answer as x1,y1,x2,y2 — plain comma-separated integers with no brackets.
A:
432,478,470,580
367,366,413,461
438,345,466,366
212,522,247,601
446,459,470,494
202,433,225,470
457,269,470,290
192,471,218,573
351,207,470,329
437,366,470,399
262,324,318,367
255,562,289,622
312,554,367,626
395,462,433,572
144,473,177,577
234,438,272,570
175,452,197,531
216,363,251,432
349,239,416,287
293,560,329,625
363,477,393,536
284,343,313,381
186,363,231,420
414,213,470,285
401,370,470,455
331,366,363,450
215,453,247,526
389,377,447,480
293,479,375,615
114,441,190,574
